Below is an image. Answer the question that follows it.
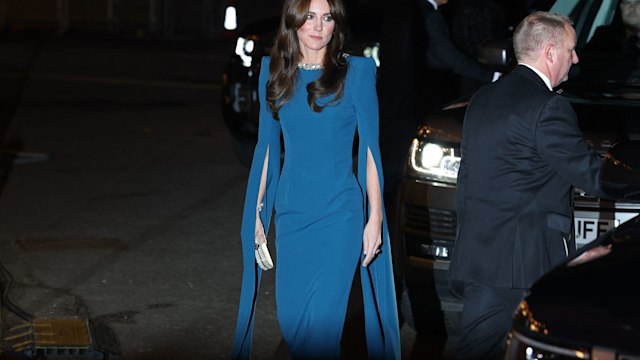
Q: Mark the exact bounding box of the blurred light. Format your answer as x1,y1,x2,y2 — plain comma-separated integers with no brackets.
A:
224,6,237,30
421,143,444,168
363,44,380,67
235,37,253,67
525,346,533,360
244,39,254,54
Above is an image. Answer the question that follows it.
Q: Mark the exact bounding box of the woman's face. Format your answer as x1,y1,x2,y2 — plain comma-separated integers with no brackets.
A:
296,0,335,60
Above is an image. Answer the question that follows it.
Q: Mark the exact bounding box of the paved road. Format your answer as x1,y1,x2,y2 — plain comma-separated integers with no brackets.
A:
0,33,419,359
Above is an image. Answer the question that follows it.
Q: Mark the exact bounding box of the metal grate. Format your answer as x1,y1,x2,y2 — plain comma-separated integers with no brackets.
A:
4,318,119,359
5,318,92,354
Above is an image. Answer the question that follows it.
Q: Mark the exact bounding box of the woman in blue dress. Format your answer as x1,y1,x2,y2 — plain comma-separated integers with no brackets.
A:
231,0,400,358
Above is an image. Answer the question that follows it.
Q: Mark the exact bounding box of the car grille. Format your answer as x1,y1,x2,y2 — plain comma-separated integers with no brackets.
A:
403,204,457,237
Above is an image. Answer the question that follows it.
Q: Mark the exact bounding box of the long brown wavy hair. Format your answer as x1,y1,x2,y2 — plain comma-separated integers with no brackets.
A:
266,0,349,120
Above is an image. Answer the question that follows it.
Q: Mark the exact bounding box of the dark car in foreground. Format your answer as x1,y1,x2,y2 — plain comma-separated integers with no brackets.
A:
396,0,640,338
505,140,640,360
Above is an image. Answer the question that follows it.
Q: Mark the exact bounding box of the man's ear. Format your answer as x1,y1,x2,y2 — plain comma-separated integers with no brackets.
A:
544,43,555,63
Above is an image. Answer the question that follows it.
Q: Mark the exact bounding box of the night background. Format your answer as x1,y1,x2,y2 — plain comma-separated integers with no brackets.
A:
0,0,583,359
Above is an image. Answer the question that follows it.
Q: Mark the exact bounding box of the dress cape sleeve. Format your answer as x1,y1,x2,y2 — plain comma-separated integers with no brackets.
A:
231,56,281,360
352,56,401,360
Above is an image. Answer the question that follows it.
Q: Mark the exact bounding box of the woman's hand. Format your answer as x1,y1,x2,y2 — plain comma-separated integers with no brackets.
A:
255,211,267,245
362,216,382,267
363,149,383,267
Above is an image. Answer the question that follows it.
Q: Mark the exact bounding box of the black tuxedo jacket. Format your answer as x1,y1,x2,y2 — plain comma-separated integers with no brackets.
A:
418,0,493,82
449,65,605,289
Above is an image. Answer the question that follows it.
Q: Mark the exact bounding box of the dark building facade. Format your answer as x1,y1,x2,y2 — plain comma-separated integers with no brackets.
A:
0,0,282,38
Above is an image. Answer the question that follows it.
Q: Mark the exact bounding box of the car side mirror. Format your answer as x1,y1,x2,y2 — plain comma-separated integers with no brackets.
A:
477,37,514,71
600,141,640,200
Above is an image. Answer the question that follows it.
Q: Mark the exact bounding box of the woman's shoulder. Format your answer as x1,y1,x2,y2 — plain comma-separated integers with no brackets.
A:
346,55,375,68
345,55,376,81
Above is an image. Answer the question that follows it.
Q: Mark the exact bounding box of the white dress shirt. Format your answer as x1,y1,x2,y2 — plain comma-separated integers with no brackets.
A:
519,63,553,91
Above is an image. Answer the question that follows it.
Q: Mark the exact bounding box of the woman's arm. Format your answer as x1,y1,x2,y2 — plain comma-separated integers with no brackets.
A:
255,147,269,244
363,147,383,267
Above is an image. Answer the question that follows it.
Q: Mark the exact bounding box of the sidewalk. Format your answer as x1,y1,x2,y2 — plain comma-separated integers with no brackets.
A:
0,33,244,359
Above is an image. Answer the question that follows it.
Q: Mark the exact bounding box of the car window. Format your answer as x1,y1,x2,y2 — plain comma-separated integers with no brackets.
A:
551,0,619,45
550,0,582,16
552,0,639,98
587,0,619,42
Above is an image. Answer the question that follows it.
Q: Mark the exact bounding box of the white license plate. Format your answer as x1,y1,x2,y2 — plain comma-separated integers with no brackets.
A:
574,217,619,245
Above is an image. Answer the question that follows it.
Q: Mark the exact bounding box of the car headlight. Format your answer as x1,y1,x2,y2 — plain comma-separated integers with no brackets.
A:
505,300,590,360
506,331,589,360
408,139,460,184
235,37,254,68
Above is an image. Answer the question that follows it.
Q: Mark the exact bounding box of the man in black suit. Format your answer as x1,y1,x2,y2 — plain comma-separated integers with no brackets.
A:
448,12,608,360
450,0,509,95
418,0,500,112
